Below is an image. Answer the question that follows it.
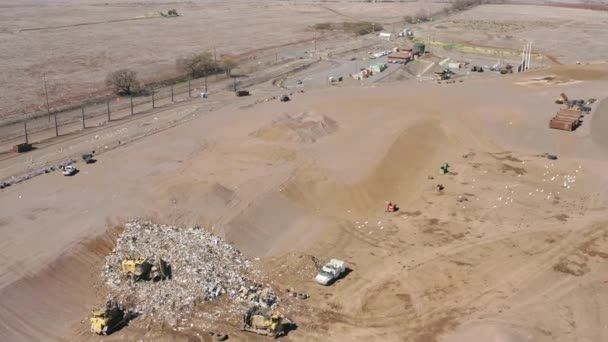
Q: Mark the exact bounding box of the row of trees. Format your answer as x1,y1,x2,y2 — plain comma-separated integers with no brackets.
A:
404,0,502,24
105,52,239,95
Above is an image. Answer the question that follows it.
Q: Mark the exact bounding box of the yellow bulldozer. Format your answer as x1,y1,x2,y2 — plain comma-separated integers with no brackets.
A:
242,306,291,338
555,93,568,104
121,257,169,281
90,300,129,335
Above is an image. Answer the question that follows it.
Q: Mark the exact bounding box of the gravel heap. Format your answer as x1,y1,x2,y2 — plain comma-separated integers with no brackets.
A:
102,221,279,325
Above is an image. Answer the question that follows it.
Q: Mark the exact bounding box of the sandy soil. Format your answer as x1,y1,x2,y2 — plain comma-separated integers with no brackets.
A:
1,62,608,341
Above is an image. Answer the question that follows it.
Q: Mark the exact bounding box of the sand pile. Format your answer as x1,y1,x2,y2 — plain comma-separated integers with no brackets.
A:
253,112,338,143
102,221,279,326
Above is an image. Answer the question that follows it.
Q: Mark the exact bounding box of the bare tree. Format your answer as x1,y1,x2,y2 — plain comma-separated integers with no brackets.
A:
221,58,238,77
105,69,139,95
176,52,217,79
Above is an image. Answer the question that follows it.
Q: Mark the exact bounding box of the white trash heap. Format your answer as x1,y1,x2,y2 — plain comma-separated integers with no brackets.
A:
102,221,279,325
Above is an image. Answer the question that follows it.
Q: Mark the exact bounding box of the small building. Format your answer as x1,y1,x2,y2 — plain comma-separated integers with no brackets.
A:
378,32,392,41
387,51,412,64
369,63,387,73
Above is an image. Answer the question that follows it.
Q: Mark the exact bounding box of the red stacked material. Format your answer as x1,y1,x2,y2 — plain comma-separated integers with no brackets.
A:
549,109,582,131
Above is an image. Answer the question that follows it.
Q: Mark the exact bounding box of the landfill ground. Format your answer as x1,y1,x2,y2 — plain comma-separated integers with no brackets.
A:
1,60,608,341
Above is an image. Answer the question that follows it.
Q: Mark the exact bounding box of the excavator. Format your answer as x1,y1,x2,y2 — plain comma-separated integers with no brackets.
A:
555,93,568,104
121,257,169,282
242,306,291,338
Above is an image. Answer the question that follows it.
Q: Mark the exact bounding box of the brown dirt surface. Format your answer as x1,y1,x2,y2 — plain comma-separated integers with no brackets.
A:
2,24,608,342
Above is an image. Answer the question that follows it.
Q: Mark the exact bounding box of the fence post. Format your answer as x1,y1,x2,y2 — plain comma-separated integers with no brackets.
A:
107,101,110,122
205,77,208,93
171,85,174,102
130,95,134,115
188,79,191,97
24,121,28,144
81,106,85,129
54,114,58,137
152,88,155,108
233,77,237,92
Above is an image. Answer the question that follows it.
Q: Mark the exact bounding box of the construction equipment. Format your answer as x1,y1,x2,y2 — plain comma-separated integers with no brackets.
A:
121,257,169,282
280,94,290,102
555,93,568,104
242,306,290,338
90,300,128,335
315,259,346,285
434,69,452,81
82,152,96,164
236,90,250,97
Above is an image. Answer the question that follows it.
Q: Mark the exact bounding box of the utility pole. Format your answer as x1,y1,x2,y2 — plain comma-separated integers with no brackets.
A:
188,79,192,97
106,101,110,121
54,114,58,137
171,85,174,102
81,106,85,129
233,77,237,92
24,121,28,144
130,95,134,115
205,76,208,93
527,42,532,71
43,74,51,123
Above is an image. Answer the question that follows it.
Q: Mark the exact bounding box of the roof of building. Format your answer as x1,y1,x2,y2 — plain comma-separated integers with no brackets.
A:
387,52,411,59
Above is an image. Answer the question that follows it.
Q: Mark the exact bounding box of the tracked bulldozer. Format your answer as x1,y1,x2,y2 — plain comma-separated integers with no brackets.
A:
121,257,169,281
242,306,290,338
90,300,129,335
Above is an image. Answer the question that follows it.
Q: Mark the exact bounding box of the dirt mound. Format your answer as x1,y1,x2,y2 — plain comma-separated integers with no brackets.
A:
253,112,338,144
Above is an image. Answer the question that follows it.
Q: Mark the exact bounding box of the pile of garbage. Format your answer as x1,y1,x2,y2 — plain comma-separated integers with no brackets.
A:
102,221,279,326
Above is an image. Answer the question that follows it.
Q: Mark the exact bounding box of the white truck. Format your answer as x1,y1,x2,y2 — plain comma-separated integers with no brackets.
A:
62,165,78,176
315,259,346,285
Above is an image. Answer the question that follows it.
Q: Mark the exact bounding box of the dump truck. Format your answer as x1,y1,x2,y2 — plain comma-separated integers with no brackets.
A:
121,257,169,282
242,306,290,338
315,259,346,285
90,301,128,335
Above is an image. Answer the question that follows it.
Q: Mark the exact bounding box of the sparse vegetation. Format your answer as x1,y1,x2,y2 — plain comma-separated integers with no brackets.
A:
105,69,140,95
160,9,179,17
176,52,219,79
313,21,383,36
344,21,383,35
221,58,239,77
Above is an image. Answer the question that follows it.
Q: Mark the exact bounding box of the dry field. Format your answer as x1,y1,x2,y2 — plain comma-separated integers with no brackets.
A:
1,63,608,341
416,4,608,65
0,0,442,119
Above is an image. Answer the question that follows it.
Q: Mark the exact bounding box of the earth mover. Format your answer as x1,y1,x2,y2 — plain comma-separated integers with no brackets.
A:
242,306,290,338
90,300,128,335
121,257,169,282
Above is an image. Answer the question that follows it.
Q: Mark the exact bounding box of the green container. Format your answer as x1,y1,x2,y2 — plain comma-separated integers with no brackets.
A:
414,43,426,54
